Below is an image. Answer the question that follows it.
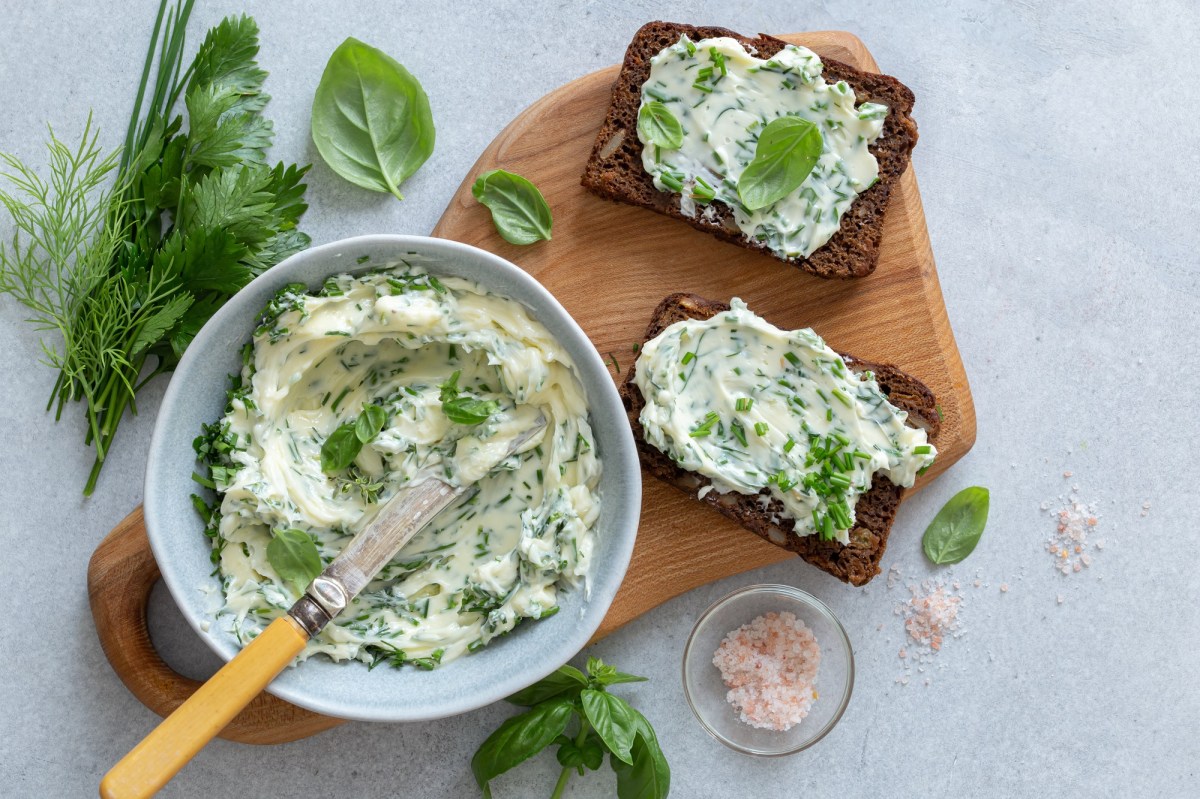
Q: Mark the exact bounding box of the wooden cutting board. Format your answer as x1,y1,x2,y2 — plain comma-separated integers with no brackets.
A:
89,30,974,743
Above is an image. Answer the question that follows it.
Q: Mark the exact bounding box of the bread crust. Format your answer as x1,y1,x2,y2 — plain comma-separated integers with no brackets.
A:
619,293,940,585
581,21,919,280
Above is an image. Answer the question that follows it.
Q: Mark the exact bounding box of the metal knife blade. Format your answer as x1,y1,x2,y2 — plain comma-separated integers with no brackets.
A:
287,414,547,637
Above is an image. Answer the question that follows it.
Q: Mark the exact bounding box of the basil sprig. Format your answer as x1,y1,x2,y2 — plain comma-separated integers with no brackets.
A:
922,486,990,565
320,402,388,473
311,38,435,201
637,101,683,149
266,529,322,593
471,169,553,245
737,116,824,211
439,370,500,425
471,657,667,799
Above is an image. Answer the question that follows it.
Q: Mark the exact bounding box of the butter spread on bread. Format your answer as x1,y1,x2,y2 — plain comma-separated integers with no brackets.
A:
638,36,888,259
632,298,934,544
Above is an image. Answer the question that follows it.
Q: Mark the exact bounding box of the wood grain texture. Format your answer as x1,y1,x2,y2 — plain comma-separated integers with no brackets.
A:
90,31,973,739
433,31,976,638
88,508,345,743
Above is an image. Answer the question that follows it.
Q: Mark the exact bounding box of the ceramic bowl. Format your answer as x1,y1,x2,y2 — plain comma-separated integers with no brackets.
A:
143,235,641,722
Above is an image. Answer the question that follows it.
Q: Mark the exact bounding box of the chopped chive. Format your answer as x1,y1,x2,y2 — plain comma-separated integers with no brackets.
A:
735,397,753,412
692,81,714,94
784,436,796,453
731,420,748,447
689,411,720,438
330,386,352,414
685,38,697,56
682,351,696,365
660,171,684,192
914,445,933,455
831,388,853,407
754,422,769,437
784,352,801,367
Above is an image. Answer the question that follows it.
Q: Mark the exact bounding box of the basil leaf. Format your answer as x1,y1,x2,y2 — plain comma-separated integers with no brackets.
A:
267,529,322,593
580,737,605,771
610,707,670,799
506,665,588,706
320,422,362,473
582,689,637,765
594,671,649,687
637,101,683,149
311,37,435,201
737,116,824,211
471,698,575,796
471,169,552,245
442,396,499,426
922,486,990,565
438,369,461,403
355,403,387,443
587,656,648,687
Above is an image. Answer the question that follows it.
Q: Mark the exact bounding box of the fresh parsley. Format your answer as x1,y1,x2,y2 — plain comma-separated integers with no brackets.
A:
471,657,668,799
0,2,310,495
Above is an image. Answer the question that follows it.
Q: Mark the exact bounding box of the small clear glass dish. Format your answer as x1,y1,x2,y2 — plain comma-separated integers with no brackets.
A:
682,584,854,756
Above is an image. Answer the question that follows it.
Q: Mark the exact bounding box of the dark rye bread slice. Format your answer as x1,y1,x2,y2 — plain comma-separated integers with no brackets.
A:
619,294,940,586
582,21,919,280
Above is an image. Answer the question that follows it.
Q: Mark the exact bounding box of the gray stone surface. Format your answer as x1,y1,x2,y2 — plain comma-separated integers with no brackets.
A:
1,0,1197,796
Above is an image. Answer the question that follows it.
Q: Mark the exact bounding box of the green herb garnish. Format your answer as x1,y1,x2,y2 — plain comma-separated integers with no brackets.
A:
0,4,310,495
689,411,719,438
636,101,684,150
266,529,322,594
439,370,499,426
922,486,990,565
737,116,824,211
471,169,553,245
471,657,668,799
311,37,434,201
320,422,362,473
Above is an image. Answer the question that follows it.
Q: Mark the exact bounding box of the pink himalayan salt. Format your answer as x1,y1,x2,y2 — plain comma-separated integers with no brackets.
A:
903,584,961,653
712,611,820,732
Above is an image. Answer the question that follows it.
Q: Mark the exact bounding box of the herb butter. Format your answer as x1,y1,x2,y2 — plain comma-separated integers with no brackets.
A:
632,299,934,543
638,36,888,259
198,265,602,668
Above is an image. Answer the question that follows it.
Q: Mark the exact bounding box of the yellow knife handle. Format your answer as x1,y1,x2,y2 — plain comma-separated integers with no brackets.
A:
100,616,310,799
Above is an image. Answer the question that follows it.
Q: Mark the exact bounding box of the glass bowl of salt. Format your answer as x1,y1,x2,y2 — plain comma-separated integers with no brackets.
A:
682,583,854,756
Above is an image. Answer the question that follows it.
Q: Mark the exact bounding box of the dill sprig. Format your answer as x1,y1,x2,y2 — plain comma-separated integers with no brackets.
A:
0,0,310,495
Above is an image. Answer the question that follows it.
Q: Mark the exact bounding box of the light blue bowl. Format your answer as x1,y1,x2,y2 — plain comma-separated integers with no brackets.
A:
144,235,641,722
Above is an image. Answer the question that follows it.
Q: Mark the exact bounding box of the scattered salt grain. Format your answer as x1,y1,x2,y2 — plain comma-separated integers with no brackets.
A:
999,583,1009,593
1045,486,1103,576
891,580,964,686
712,611,820,732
